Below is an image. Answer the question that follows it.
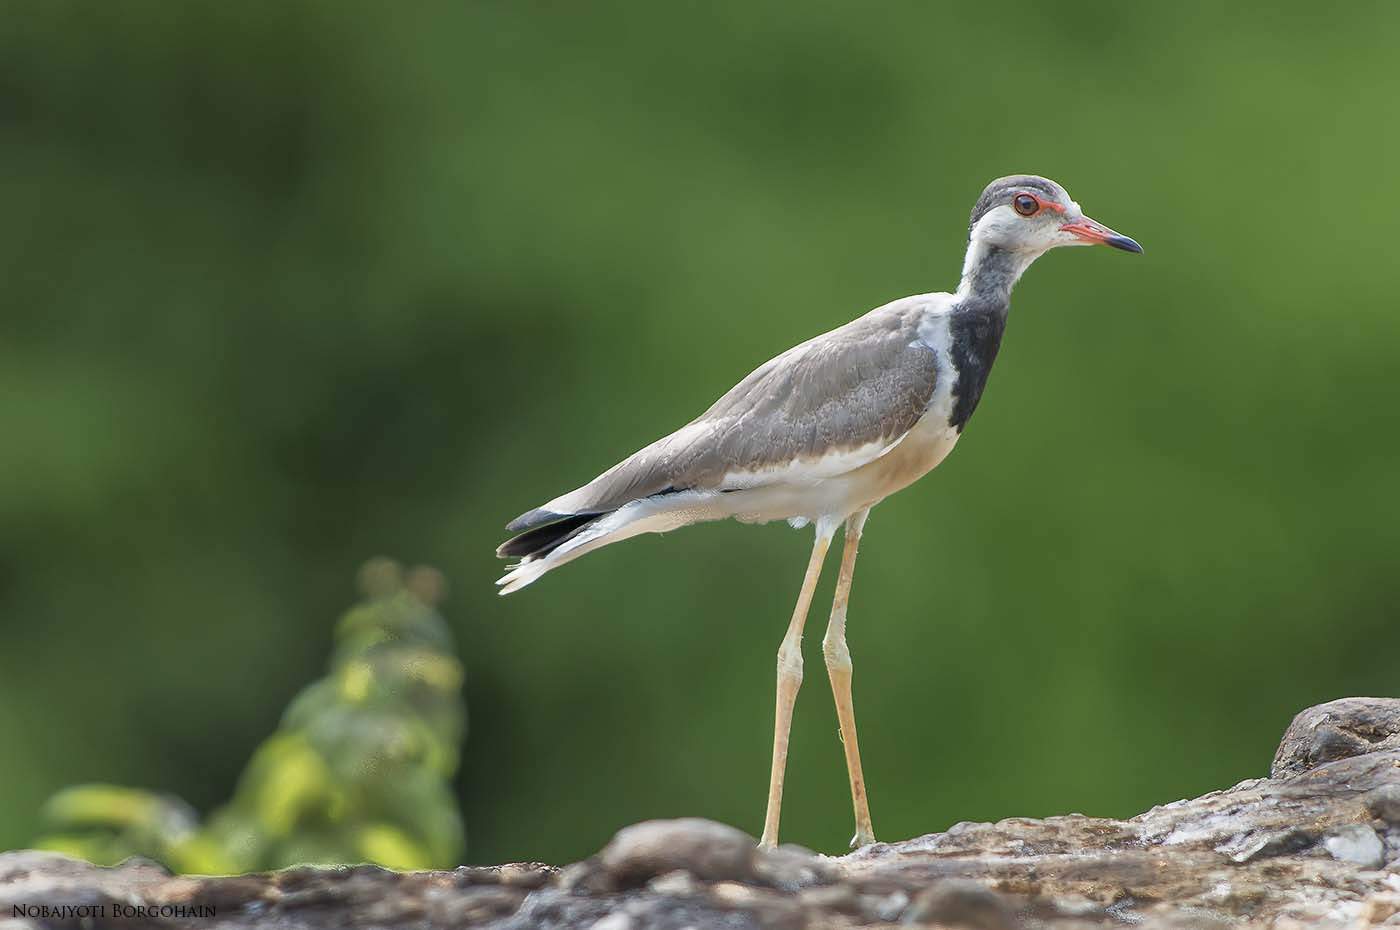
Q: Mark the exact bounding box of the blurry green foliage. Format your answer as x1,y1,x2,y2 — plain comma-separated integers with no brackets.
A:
33,560,465,873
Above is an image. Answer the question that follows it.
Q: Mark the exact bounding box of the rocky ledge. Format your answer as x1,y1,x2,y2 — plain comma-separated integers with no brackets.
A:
2,697,1398,929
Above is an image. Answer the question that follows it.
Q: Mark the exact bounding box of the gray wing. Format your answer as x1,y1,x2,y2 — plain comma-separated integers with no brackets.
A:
508,296,942,531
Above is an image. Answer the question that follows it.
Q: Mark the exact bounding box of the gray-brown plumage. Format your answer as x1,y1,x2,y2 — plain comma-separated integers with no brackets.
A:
496,175,1141,850
502,303,941,544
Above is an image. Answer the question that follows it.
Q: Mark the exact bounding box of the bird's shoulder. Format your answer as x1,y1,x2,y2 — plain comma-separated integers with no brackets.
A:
696,291,955,423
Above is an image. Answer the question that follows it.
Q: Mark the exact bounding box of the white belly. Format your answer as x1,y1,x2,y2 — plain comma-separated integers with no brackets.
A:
716,412,961,527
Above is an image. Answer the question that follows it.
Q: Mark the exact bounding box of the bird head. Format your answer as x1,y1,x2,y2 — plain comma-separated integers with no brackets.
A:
967,175,1142,255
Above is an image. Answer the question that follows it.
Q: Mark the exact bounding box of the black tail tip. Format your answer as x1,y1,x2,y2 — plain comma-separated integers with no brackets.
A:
505,507,570,533
497,512,600,560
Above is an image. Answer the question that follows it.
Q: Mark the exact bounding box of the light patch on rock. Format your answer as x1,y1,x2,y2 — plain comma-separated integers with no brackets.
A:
1323,825,1384,868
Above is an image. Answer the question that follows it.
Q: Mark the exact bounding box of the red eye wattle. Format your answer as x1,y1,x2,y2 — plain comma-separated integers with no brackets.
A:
1012,193,1040,217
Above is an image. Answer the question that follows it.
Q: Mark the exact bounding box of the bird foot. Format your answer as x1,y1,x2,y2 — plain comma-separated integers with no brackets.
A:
849,830,876,849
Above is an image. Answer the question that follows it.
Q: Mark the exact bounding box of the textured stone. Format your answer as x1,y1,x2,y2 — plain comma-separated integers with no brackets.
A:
903,878,1017,929
1366,782,1400,824
1271,697,1400,777
1322,825,1384,868
597,818,758,886
0,697,1396,929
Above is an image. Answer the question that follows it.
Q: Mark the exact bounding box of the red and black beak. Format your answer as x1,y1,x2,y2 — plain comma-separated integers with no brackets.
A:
1060,217,1143,253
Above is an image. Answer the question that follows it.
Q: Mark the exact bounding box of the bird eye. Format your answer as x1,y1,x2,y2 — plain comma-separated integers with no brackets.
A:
1013,193,1040,217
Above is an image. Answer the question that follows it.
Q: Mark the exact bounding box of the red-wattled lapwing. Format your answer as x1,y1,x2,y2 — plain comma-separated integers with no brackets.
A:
496,175,1142,849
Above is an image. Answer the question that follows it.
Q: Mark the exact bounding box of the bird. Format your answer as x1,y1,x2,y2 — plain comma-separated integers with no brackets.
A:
496,175,1142,850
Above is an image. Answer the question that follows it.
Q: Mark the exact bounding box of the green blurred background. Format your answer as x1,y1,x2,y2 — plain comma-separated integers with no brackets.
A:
3,1,1398,868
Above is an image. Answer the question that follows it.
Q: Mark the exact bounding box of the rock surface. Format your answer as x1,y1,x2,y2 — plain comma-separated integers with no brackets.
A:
2,697,1397,929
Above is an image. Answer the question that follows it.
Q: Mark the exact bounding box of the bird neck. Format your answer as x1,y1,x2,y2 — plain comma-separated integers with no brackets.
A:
955,239,1039,309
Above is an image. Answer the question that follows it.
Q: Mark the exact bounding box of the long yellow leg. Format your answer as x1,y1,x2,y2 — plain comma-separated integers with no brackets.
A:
822,508,877,848
758,521,836,849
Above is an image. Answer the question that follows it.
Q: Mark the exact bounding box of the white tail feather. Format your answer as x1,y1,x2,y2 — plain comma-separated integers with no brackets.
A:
496,490,725,594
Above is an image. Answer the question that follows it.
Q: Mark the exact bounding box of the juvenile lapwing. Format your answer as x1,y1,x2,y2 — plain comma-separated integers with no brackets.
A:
497,175,1142,849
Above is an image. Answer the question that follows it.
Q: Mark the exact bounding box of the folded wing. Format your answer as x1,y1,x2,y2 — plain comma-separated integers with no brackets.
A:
503,296,943,541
